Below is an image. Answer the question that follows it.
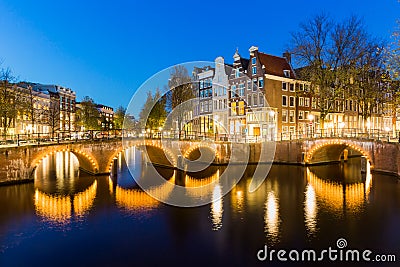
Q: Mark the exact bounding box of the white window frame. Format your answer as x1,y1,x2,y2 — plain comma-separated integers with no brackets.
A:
289,96,295,107
282,95,287,107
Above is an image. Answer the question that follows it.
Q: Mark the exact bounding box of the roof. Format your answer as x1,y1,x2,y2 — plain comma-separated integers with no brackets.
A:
257,52,296,78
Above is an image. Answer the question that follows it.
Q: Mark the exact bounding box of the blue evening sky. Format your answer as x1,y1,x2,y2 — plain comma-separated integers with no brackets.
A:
0,0,398,110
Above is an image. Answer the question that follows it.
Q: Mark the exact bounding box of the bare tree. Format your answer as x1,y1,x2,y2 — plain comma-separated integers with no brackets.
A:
166,66,194,136
47,92,60,137
0,68,18,136
291,14,371,129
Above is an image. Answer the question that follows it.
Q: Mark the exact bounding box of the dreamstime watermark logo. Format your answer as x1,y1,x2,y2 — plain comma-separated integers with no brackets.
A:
257,238,397,263
122,61,276,207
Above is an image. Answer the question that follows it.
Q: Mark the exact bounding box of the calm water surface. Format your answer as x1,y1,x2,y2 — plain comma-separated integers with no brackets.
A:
0,149,399,266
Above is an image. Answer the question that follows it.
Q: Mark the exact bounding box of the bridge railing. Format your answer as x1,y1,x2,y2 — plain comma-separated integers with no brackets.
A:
279,128,398,142
1,127,398,147
0,129,128,147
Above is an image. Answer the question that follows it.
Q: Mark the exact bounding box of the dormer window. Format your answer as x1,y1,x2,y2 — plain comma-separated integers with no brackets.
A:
235,68,240,78
283,70,290,78
252,57,256,65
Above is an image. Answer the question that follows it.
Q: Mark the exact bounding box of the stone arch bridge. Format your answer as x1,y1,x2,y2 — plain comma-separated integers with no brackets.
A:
0,138,399,184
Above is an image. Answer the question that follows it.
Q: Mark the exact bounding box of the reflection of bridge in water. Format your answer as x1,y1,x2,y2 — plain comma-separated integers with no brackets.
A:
34,180,97,222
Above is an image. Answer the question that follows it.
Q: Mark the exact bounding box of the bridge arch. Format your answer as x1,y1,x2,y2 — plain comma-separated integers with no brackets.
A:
106,140,177,173
31,148,99,176
305,139,373,166
183,143,220,162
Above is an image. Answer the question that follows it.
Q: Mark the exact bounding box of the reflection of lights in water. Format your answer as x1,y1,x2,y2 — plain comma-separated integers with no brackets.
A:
115,176,175,211
236,190,244,211
306,163,373,214
185,169,220,199
34,180,97,223
304,184,317,234
73,181,97,217
116,186,159,210
108,177,114,195
264,191,280,241
365,163,372,197
210,184,223,230
34,190,71,223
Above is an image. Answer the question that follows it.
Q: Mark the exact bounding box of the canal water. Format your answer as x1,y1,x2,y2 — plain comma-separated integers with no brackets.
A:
0,149,399,266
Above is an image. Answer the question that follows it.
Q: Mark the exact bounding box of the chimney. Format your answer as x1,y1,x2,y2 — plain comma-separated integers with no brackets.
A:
283,51,291,65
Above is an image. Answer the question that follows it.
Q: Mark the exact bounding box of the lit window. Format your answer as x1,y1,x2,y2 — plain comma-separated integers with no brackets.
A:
289,110,295,123
299,111,304,120
231,102,237,116
304,98,310,107
282,110,288,123
238,101,244,115
299,97,304,107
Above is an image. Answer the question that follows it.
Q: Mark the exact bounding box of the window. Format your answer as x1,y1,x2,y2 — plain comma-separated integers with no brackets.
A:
289,96,295,107
200,102,204,112
238,101,245,115
252,57,256,65
300,84,304,91
258,78,264,88
304,98,310,107
305,84,309,92
299,110,304,120
239,83,245,96
282,82,287,91
282,110,288,123
231,102,237,115
252,66,257,75
247,94,252,106
312,97,316,109
284,70,290,78
259,93,264,106
235,68,240,78
231,85,237,97
299,97,304,107
252,79,257,91
283,126,288,133
247,80,251,90
289,110,295,123
305,111,309,120
282,95,287,107
253,94,258,106
289,83,295,92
